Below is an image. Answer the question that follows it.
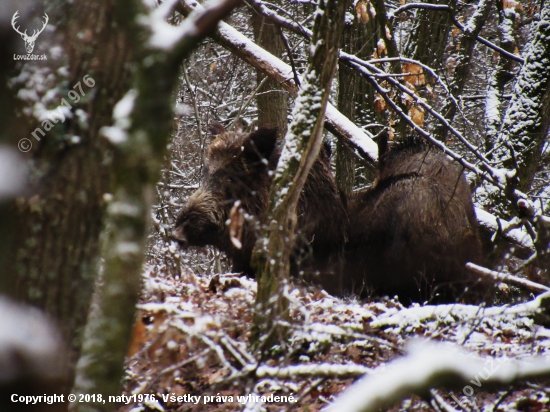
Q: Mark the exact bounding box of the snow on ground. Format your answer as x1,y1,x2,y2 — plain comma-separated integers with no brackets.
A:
117,265,550,412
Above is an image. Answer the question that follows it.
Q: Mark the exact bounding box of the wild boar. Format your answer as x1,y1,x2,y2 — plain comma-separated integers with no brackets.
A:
172,126,348,291
344,136,484,303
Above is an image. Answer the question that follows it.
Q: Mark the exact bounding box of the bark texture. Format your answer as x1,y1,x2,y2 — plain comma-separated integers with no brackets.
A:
6,1,131,375
496,4,550,192
252,6,288,132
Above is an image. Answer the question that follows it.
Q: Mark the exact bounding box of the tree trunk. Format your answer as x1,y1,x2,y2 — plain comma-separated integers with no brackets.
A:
336,2,358,196
252,6,288,132
5,1,132,377
495,3,550,193
251,0,346,353
70,1,242,409
484,1,518,152
406,0,457,69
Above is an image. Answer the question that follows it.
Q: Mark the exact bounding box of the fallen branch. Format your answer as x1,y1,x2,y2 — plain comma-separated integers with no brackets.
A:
370,291,550,329
256,363,371,379
466,262,550,294
325,340,550,412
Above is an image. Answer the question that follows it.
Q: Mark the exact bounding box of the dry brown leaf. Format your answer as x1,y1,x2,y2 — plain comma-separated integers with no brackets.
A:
503,0,519,9
385,25,392,41
345,345,362,360
356,1,369,23
409,106,425,126
374,93,387,113
377,39,387,56
127,314,148,357
387,127,395,141
403,63,425,86
452,26,461,37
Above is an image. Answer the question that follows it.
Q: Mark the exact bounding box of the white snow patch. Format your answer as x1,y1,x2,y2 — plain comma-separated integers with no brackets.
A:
101,89,138,144
475,207,533,250
140,0,201,50
0,297,65,381
108,201,141,217
0,147,27,201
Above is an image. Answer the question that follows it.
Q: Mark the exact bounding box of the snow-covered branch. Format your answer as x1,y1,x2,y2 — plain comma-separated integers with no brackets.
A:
145,0,244,51
325,339,550,412
177,0,379,163
256,363,370,379
466,262,550,293
371,291,550,329
475,207,534,259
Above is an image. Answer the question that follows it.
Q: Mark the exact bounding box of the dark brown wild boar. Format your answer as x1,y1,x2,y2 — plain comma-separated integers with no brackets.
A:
344,136,484,303
172,126,347,290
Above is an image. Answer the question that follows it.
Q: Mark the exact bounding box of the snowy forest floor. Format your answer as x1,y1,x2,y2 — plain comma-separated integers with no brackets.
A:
116,261,550,412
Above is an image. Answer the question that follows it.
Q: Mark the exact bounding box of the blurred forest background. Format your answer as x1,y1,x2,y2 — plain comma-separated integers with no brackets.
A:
1,0,550,411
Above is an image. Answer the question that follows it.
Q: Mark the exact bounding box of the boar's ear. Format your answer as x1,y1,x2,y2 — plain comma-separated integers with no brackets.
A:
321,140,332,159
373,131,389,159
243,127,278,162
209,122,226,137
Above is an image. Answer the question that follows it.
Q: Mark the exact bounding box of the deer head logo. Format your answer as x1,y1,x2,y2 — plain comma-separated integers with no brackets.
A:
12,11,49,54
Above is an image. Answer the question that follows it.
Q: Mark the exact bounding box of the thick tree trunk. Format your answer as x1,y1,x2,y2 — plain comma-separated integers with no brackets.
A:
252,7,288,132
406,0,457,69
336,3,358,196
251,0,346,353
496,4,550,192
6,1,132,375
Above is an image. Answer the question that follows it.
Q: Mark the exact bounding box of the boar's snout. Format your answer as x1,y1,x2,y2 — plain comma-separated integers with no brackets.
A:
169,230,189,249
172,188,227,251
